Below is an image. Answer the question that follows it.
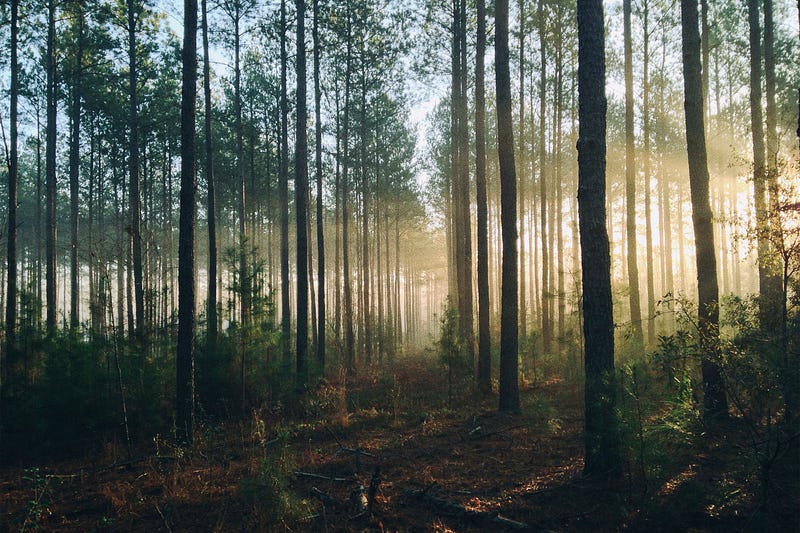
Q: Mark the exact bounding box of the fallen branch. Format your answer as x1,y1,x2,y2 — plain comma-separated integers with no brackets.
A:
294,471,353,482
409,488,528,530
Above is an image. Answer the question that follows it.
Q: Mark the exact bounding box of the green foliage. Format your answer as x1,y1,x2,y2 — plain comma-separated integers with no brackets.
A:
198,242,283,415
19,467,60,532
1,323,184,462
437,300,471,404
238,438,310,527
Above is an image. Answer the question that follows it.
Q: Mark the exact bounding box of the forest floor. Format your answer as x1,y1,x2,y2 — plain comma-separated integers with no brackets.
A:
1,356,797,532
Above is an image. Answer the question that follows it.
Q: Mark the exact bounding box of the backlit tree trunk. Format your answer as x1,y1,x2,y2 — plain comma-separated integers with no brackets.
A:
176,0,198,445
296,0,309,390
496,0,519,412
577,0,620,478
681,0,727,420
475,0,491,394
624,0,643,345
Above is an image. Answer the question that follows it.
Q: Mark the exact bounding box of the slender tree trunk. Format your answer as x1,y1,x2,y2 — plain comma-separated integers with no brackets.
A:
202,0,218,346
555,30,565,345
313,0,325,369
69,6,85,330
334,88,342,340
6,0,19,349
46,0,58,333
496,0,519,412
342,4,355,372
296,0,309,390
577,0,620,479
451,0,473,361
176,0,198,445
681,0,727,420
359,65,371,366
624,0,643,345
475,0,491,393
642,0,656,346
231,6,249,327
280,0,291,365
762,0,782,334
538,0,550,354
129,0,145,338
517,0,527,339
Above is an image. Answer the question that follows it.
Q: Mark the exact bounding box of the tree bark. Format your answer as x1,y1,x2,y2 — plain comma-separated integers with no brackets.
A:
69,5,85,330
177,0,198,445
641,0,656,346
296,0,309,390
517,0,527,339
681,0,727,419
577,0,620,479
342,3,356,373
475,0,491,394
313,0,326,370
624,0,643,345
761,0,782,335
496,0,519,413
129,0,145,338
46,0,57,333
202,0,218,346
6,0,19,348
538,0,550,354
280,0,292,366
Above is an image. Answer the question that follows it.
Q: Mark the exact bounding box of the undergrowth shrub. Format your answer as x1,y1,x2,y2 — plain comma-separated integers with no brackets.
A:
437,300,471,405
239,434,311,527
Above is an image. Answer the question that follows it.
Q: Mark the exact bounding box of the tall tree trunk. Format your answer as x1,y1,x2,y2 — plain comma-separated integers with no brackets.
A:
642,0,656,346
624,0,643,345
176,0,198,445
313,0,325,369
69,5,85,330
517,0,526,339
46,0,57,333
280,0,292,365
342,3,355,372
129,0,145,338
202,0,218,347
762,0,782,335
555,25,565,345
747,0,779,333
295,0,309,390
452,0,473,361
359,65,372,366
6,0,19,349
475,0,491,393
577,0,620,479
681,0,727,420
496,0,519,412
538,0,550,354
